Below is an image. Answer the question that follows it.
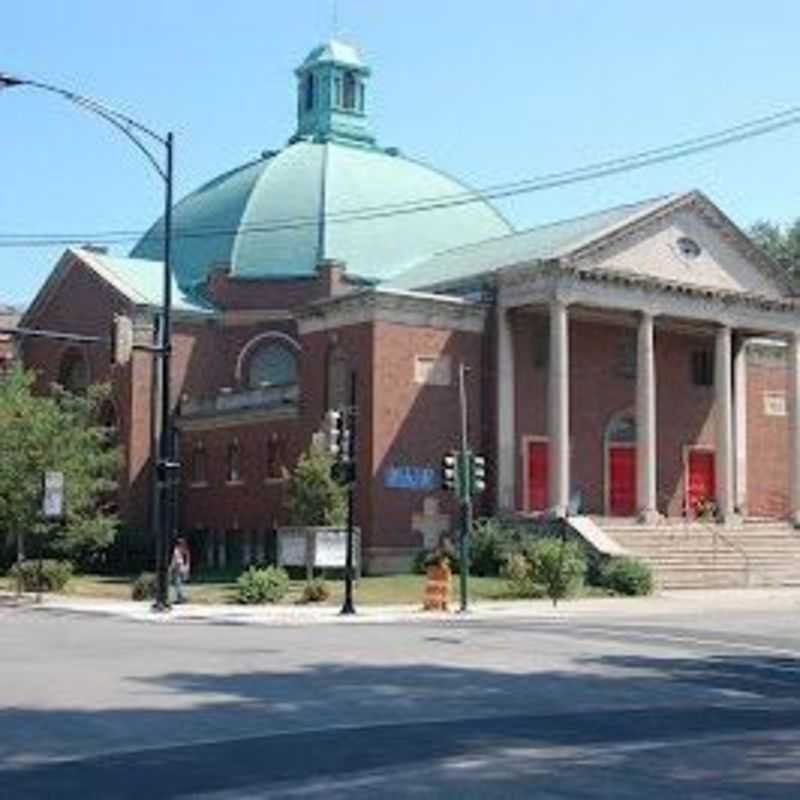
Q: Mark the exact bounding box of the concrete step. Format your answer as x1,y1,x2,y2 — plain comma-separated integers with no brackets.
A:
597,518,800,590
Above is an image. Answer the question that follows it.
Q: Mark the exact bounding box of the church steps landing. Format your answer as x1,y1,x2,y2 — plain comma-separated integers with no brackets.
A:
581,518,800,589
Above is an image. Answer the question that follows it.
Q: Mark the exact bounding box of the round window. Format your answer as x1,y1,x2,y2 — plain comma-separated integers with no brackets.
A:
676,236,701,259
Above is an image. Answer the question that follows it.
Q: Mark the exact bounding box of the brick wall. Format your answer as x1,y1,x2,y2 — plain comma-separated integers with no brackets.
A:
512,314,722,517
746,346,789,517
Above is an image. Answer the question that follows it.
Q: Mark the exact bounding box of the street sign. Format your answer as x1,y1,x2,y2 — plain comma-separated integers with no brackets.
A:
42,471,64,519
385,465,436,491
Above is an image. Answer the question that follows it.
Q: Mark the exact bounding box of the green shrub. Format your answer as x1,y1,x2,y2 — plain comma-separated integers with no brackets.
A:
528,538,586,607
236,566,290,604
282,444,347,527
470,518,515,576
131,572,156,601
8,559,73,592
600,557,654,596
300,578,330,604
501,552,545,598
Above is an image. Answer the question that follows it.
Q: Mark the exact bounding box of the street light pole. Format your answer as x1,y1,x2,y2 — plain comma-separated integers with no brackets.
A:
154,131,175,612
1,71,175,611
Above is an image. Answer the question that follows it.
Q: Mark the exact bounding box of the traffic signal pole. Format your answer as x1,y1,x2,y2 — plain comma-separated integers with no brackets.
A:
341,371,357,615
458,362,471,612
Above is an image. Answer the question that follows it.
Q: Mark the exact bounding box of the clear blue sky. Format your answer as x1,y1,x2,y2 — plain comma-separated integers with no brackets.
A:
2,0,799,306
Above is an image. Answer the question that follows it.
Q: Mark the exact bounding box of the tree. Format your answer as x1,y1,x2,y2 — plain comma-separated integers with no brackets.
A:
0,366,121,566
749,219,800,277
282,443,347,527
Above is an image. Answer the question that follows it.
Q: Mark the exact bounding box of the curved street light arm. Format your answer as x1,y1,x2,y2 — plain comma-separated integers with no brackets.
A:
1,74,168,181
1,70,177,612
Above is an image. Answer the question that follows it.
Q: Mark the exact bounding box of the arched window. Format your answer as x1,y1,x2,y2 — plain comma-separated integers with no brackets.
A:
58,349,89,394
607,412,636,444
343,71,357,110
326,346,349,410
247,341,298,390
304,73,315,111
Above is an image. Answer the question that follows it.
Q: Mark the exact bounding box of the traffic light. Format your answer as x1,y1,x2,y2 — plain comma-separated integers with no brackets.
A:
109,314,133,366
470,453,487,494
325,409,344,458
441,452,458,492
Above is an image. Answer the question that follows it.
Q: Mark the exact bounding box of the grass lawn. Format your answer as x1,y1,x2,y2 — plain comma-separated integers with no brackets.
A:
1,571,514,606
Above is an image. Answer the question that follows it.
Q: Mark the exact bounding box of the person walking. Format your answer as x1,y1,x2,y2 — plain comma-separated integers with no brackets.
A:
169,538,190,604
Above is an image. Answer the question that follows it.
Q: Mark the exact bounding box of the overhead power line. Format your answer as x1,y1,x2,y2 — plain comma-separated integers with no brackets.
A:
1,103,799,250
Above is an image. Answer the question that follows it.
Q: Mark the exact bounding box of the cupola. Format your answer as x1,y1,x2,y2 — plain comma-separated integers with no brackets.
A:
291,39,375,147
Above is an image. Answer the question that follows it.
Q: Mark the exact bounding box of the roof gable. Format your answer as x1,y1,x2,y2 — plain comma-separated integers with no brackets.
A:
387,191,794,300
21,247,215,329
565,192,793,300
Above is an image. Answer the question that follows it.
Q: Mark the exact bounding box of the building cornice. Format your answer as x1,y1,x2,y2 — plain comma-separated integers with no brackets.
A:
295,288,486,335
220,309,294,327
498,261,800,335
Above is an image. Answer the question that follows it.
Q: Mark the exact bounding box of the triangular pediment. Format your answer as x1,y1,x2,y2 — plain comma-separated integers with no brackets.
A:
564,192,793,300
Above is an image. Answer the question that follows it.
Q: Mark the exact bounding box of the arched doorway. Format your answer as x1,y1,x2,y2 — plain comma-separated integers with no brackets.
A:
606,411,637,517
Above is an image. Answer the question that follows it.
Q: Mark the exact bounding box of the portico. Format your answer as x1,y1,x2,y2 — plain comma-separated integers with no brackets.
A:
496,259,800,524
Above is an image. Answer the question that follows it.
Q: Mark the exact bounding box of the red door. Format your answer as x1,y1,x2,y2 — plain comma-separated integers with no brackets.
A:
687,449,715,515
527,441,548,511
609,446,636,516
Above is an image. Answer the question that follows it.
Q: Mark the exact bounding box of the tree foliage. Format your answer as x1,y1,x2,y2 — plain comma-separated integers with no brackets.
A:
282,443,347,527
0,366,121,563
749,219,800,277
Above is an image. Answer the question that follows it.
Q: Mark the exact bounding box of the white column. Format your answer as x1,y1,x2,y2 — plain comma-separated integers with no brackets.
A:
636,312,658,522
715,325,735,521
496,305,516,511
789,334,800,526
734,337,748,516
548,300,570,516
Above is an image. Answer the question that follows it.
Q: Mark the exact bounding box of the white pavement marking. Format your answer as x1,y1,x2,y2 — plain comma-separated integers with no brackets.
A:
569,624,800,660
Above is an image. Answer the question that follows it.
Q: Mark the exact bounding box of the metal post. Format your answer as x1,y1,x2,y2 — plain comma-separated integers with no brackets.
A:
340,370,357,615
154,132,174,612
458,362,471,612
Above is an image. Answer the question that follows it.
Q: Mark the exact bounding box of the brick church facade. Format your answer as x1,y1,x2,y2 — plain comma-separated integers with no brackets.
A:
19,40,800,574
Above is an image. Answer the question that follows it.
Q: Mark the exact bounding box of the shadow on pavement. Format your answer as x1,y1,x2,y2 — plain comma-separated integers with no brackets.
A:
3,651,800,798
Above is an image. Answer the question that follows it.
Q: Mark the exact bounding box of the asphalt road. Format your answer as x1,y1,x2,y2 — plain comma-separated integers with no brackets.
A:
3,600,800,798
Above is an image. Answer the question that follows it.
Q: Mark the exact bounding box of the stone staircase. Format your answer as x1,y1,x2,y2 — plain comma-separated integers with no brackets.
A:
597,519,800,589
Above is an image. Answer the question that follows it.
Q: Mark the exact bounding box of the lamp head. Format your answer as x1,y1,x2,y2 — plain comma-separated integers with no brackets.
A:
0,72,24,89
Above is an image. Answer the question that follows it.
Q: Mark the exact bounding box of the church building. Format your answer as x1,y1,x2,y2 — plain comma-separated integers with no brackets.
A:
19,40,800,583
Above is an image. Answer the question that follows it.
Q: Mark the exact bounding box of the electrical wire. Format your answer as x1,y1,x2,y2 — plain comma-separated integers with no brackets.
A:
1,103,799,249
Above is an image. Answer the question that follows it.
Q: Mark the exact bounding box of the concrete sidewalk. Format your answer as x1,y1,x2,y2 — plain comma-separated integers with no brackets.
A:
3,586,800,626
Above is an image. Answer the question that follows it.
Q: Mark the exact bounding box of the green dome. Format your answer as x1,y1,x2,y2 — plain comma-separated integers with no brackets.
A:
131,40,513,290
130,140,512,291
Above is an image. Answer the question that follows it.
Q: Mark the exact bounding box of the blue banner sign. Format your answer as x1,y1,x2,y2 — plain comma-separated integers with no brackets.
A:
384,465,436,491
